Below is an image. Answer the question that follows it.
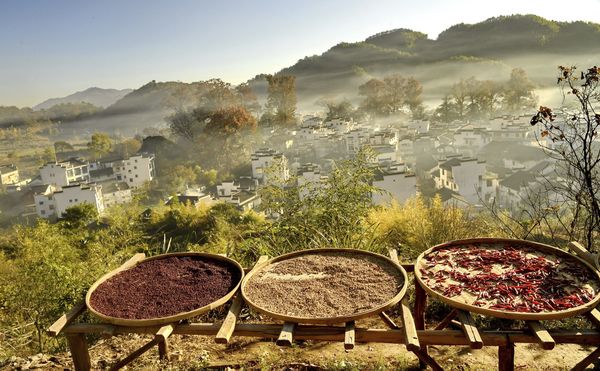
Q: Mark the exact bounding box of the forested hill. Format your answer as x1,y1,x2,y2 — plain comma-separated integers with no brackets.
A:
248,15,600,108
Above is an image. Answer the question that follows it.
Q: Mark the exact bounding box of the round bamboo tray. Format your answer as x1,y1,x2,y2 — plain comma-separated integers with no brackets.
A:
241,248,408,324
414,238,600,320
85,252,244,326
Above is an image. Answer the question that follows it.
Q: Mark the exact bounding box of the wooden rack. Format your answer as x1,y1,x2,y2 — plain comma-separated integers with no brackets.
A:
48,249,600,371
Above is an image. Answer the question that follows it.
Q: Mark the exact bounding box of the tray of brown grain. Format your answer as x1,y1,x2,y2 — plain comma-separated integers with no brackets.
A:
85,252,244,326
241,248,408,324
415,238,600,320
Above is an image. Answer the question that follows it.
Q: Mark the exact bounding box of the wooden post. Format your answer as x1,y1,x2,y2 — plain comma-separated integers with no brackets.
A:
66,333,91,371
498,342,515,371
276,322,296,346
216,256,269,344
344,321,355,350
156,325,174,361
414,276,428,369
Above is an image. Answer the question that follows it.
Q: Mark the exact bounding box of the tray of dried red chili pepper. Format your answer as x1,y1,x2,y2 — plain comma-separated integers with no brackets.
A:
415,238,600,320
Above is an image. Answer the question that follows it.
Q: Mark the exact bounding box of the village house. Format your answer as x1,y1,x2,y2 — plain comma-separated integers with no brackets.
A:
251,148,289,184
34,183,104,219
432,156,487,205
372,162,417,205
112,153,156,189
0,164,19,185
39,158,89,187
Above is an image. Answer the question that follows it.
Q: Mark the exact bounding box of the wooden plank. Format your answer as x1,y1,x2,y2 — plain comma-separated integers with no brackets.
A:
66,334,91,371
109,338,159,371
344,321,355,350
216,256,269,344
587,308,600,328
400,298,420,351
414,279,428,370
498,343,515,371
457,310,483,349
526,321,555,350
276,322,296,346
412,349,443,371
572,346,600,371
434,309,458,331
62,322,600,346
120,253,147,270
379,311,399,329
48,301,86,336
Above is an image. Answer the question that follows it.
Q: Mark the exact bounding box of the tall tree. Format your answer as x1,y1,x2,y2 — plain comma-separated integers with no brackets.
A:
87,133,112,159
530,65,600,250
504,68,537,112
265,75,297,127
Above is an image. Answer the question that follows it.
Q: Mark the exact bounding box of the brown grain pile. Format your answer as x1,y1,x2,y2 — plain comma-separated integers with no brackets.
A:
244,251,404,319
89,255,240,319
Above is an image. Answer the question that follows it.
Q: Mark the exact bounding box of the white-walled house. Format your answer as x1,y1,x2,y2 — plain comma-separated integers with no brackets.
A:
99,181,132,208
0,164,19,185
40,158,89,186
113,153,155,189
433,156,487,204
251,148,289,184
297,163,328,200
34,183,104,219
372,162,417,205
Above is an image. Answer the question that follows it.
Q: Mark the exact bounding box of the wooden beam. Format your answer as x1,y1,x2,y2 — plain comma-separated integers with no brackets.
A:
587,308,600,328
526,321,555,350
276,322,296,346
379,311,399,329
66,334,91,371
156,325,174,361
119,253,146,270
216,256,269,344
48,301,86,337
498,343,515,371
572,346,600,371
344,321,355,350
412,349,443,371
457,310,483,349
62,323,600,346
109,338,159,371
567,241,598,267
434,309,458,331
400,298,420,351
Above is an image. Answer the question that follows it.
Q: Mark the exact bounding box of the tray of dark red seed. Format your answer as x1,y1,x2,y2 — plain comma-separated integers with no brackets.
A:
241,248,408,324
86,252,244,326
415,238,600,320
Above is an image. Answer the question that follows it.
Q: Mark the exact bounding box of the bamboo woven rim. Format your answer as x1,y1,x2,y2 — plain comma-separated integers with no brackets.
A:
241,248,408,324
85,252,245,326
414,237,600,320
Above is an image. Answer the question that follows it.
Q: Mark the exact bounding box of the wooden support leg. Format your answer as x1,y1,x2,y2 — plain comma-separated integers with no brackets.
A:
572,346,600,371
434,309,458,331
110,338,159,371
414,277,428,369
526,321,555,350
344,321,355,350
276,322,296,346
66,333,91,371
456,310,483,349
498,343,515,371
156,325,174,362
412,349,444,371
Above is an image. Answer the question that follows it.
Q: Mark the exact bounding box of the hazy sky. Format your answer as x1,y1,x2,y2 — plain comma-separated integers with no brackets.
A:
2,0,600,107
